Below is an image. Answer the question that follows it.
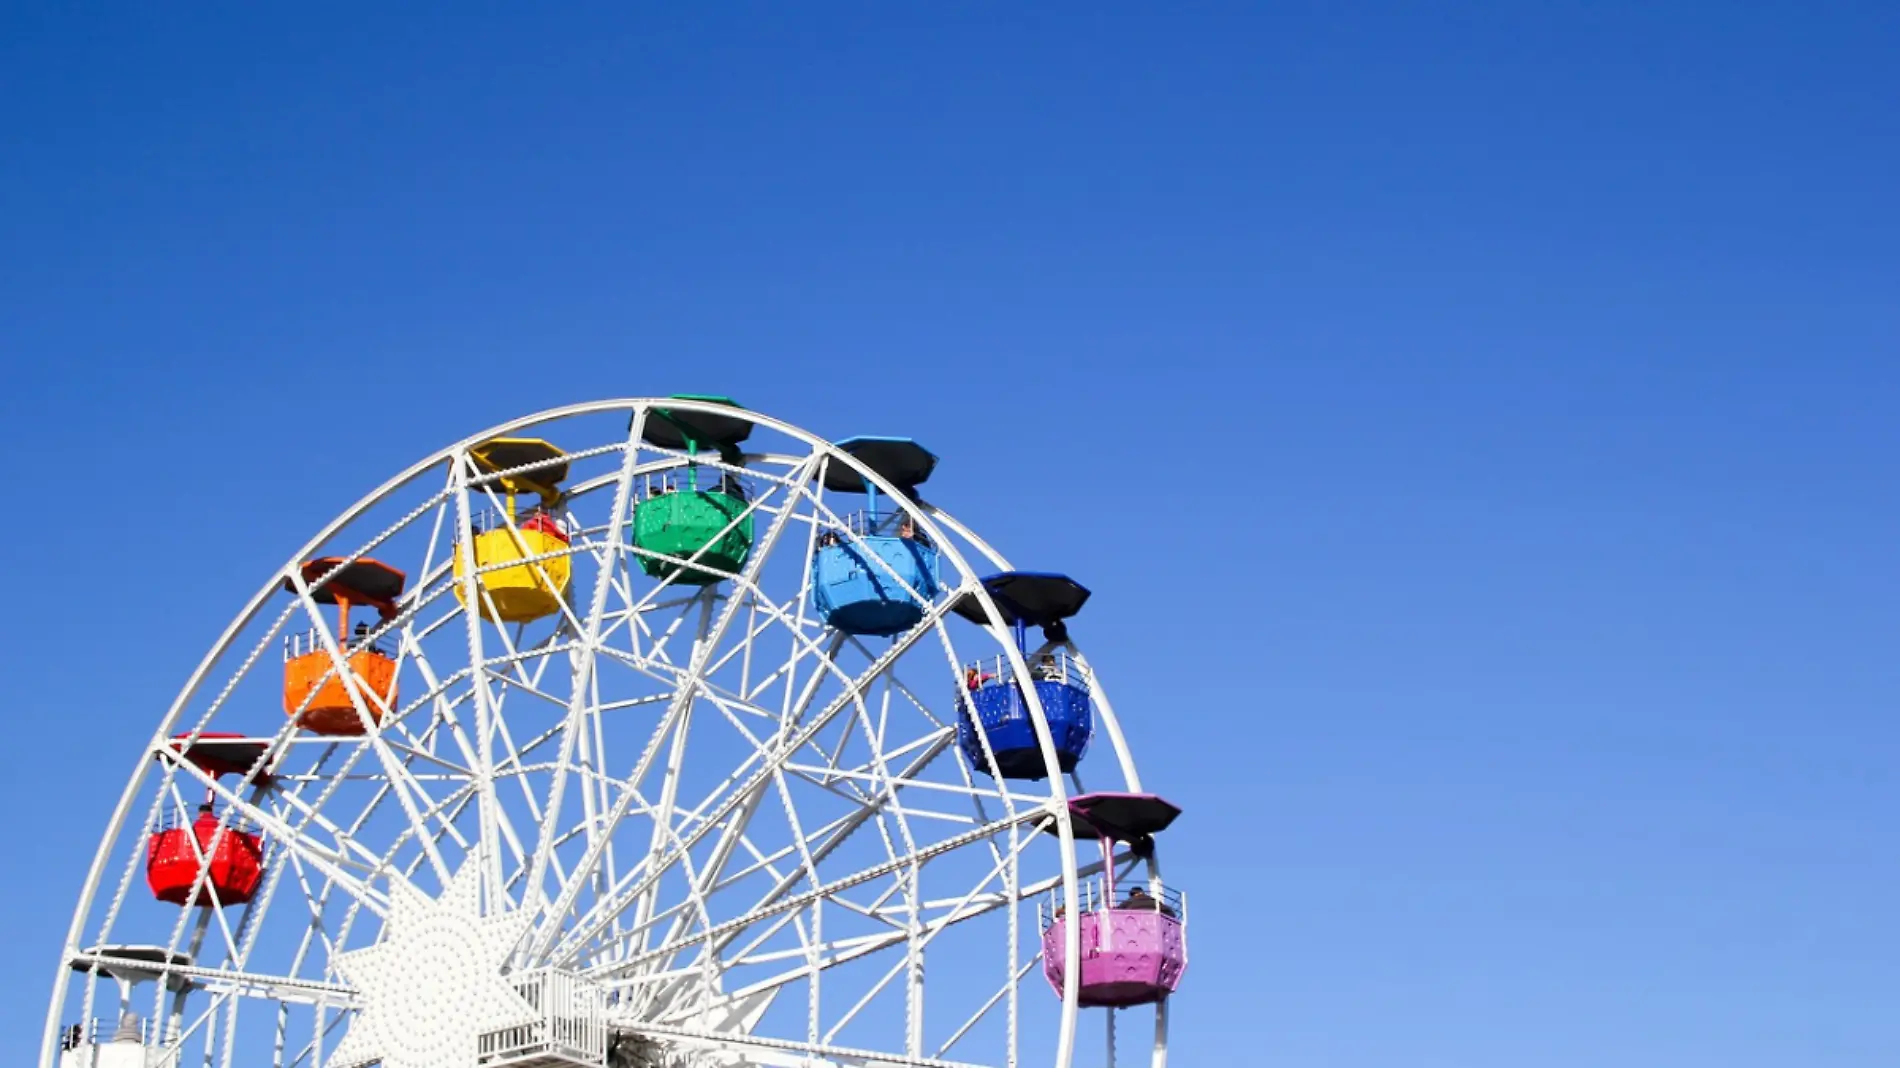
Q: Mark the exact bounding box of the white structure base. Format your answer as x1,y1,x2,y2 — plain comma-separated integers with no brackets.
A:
58,1039,177,1068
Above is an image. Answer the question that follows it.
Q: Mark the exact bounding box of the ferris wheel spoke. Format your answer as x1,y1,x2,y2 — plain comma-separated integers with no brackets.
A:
572,747,820,974
665,623,851,904
648,726,963,993
526,421,646,911
391,629,486,776
366,728,475,779
326,784,483,977
305,710,486,877
536,468,818,961
485,647,567,708
624,588,967,909
845,682,923,858
873,663,955,733
700,806,863,899
740,619,840,706
628,589,718,958
795,726,967,792
482,681,568,870
694,675,811,732
629,596,701,665
784,767,992,826
575,692,855,972
157,985,222,1059
648,754,831,997
596,804,1049,983
283,996,354,1068
332,713,455,882
277,788,464,903
67,948,353,1007
287,733,478,859
934,954,1043,1061
306,738,482,874
535,760,692,959
676,839,1089,1056
631,1022,992,1068
450,450,524,902
695,598,787,684
277,852,346,980
226,843,289,969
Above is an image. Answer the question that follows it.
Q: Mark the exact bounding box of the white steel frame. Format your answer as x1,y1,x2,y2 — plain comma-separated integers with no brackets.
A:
43,400,1173,1068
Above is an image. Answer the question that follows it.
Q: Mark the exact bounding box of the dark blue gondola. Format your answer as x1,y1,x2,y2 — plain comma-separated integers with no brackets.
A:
952,572,1094,780
810,437,942,637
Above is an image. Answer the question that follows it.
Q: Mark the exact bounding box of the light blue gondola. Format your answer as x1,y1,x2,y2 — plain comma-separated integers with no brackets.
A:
810,437,942,637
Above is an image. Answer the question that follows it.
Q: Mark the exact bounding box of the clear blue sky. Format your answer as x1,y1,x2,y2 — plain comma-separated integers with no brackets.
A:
3,5,1897,1066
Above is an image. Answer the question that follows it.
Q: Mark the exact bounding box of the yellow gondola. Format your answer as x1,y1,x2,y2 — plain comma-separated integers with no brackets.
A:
454,437,573,623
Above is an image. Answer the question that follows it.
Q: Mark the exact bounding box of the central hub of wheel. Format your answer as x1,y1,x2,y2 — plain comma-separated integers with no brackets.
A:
330,862,539,1068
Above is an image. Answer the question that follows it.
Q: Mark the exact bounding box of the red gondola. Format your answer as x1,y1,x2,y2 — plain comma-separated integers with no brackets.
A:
145,732,271,907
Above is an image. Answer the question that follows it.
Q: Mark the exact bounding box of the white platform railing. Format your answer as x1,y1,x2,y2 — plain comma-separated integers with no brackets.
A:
477,968,608,1067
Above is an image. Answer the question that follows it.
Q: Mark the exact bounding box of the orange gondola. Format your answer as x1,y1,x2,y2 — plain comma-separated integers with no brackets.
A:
282,557,404,736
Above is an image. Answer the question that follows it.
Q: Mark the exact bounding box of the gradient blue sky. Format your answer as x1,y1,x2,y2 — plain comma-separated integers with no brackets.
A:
3,5,1897,1066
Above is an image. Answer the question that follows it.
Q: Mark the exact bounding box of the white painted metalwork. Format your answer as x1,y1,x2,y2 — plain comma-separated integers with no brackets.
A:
331,860,536,1068
477,968,607,1067
58,1016,181,1068
44,400,1177,1068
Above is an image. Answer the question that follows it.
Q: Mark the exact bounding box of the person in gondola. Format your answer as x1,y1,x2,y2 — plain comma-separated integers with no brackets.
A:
1123,885,1175,917
897,514,932,548
1031,653,1061,682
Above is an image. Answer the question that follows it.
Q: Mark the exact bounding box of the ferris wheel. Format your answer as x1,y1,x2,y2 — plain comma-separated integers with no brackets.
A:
44,398,1189,1068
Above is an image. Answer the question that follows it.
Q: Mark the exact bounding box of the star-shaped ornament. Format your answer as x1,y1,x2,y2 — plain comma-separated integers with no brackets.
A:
329,861,536,1068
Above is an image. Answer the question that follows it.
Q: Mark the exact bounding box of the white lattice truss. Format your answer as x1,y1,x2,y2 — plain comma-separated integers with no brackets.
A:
45,400,1175,1068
